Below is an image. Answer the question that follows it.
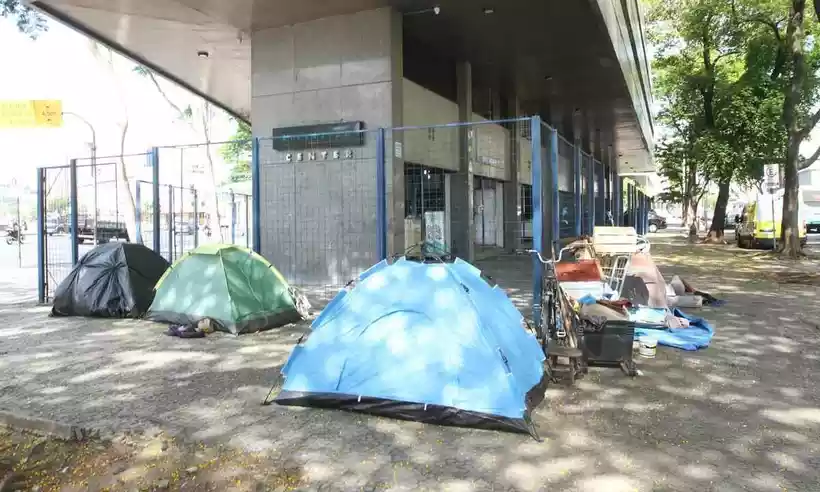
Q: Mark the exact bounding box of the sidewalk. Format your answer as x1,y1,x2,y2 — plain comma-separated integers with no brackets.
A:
0,239,818,491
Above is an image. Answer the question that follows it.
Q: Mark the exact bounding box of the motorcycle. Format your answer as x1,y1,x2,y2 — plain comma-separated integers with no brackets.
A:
5,228,23,245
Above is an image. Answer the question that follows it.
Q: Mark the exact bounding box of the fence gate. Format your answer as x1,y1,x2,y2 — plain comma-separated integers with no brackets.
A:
39,165,71,301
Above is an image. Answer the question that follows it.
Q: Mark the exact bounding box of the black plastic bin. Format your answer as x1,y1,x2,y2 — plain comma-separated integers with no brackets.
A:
581,320,638,376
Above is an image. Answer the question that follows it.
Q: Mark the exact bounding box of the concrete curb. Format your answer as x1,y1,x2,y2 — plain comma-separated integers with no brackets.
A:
0,410,99,441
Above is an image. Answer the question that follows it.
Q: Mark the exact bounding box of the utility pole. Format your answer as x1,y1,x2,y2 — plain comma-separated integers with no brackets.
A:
63,112,97,245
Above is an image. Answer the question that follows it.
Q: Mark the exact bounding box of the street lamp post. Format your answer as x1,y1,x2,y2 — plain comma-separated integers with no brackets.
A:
62,112,97,245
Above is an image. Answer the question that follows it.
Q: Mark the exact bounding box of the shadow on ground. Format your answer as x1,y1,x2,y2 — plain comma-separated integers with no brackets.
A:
0,238,818,491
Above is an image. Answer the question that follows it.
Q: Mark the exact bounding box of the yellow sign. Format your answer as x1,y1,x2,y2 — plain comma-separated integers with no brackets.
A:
0,100,63,128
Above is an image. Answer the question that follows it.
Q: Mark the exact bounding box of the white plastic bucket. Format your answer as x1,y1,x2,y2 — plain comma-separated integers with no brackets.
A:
638,336,658,358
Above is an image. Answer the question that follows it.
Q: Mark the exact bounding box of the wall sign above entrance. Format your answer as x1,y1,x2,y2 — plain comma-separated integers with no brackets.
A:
272,121,365,151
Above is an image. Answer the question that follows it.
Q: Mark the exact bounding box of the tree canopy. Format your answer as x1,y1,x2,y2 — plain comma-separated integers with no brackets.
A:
1,0,47,38
220,120,252,183
647,0,820,249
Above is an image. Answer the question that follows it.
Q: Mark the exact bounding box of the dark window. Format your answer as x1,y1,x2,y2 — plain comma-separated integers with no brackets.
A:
405,163,446,218
520,184,533,221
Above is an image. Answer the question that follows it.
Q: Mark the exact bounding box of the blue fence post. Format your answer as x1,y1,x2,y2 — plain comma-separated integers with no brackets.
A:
603,160,610,225
167,185,174,261
531,116,543,332
230,189,237,244
639,191,644,234
596,160,606,225
586,155,595,235
193,187,199,249
251,138,262,254
150,147,161,254
135,180,142,245
573,143,582,237
641,192,648,234
376,128,387,260
69,158,79,266
36,168,46,304
245,196,250,248
550,128,560,256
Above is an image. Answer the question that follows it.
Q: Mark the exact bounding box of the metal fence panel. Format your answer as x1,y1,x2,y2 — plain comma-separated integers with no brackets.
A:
1,188,36,269
257,130,380,299
581,152,593,235
557,135,576,239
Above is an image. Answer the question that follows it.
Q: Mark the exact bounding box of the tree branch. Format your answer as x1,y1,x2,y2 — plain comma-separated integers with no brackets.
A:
801,145,820,169
714,50,741,65
144,70,188,120
804,106,820,137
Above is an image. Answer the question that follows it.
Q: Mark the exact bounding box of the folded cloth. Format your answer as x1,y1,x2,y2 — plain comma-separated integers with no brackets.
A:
665,313,690,329
166,323,207,339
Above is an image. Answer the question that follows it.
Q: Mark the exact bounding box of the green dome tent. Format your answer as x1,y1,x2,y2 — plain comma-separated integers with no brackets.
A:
145,244,307,334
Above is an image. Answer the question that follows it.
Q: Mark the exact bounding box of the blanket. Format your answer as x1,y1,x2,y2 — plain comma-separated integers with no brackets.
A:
634,309,714,351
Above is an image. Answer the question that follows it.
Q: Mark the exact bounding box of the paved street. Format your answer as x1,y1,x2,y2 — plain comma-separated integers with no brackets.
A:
0,235,818,491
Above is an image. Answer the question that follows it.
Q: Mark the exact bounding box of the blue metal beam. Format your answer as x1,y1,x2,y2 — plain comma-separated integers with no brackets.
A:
150,148,161,253
376,128,387,260
251,138,262,254
69,159,79,266
588,160,593,228
550,128,560,256
531,116,543,332
573,142,582,237
36,168,46,304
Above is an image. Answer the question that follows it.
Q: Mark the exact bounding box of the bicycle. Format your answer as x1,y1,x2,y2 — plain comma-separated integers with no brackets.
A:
528,249,587,385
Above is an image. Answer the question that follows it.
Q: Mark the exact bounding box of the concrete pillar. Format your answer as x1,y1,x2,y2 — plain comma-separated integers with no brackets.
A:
502,95,521,252
618,176,626,226
251,7,404,284
450,60,474,261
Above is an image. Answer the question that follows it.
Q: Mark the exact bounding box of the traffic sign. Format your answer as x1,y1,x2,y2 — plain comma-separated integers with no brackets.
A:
0,100,63,128
763,164,780,190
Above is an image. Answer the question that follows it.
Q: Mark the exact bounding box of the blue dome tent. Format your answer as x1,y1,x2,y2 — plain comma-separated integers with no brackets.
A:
268,257,547,435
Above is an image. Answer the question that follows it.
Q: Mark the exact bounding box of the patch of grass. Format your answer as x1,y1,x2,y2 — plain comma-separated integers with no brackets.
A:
0,427,307,491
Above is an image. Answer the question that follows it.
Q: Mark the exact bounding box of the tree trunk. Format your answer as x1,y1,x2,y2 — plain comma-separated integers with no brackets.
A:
116,122,140,244
690,201,700,231
682,196,691,227
781,0,807,257
202,103,225,242
705,178,731,242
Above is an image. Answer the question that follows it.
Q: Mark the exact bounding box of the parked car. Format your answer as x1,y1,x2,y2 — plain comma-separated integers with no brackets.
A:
46,216,66,235
648,210,667,233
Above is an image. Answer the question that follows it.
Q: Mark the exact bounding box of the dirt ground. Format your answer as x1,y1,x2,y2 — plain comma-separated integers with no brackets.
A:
0,426,307,491
1,234,819,491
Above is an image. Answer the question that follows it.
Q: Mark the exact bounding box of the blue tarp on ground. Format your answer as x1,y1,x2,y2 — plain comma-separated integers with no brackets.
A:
275,257,546,432
634,308,714,351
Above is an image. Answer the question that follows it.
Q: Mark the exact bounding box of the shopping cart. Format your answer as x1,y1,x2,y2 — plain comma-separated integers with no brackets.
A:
598,255,631,299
